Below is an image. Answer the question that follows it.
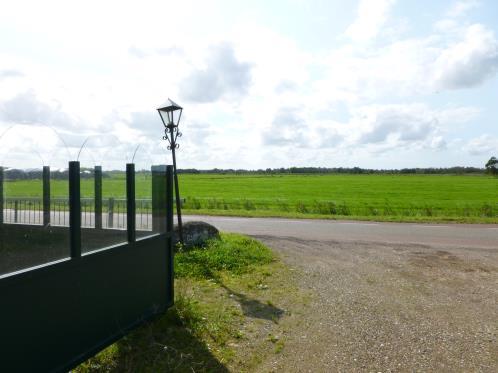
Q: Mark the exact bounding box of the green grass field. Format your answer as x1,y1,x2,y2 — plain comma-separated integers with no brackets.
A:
4,173,498,223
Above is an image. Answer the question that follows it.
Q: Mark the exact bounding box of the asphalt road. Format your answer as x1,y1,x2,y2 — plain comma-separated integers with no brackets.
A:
184,215,498,249
4,207,496,249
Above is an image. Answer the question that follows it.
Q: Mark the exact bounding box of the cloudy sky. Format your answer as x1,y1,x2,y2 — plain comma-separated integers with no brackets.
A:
0,0,497,170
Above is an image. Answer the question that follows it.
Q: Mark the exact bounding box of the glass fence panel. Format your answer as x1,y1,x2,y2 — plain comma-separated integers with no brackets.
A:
133,147,154,239
78,136,129,253
80,162,96,253
136,168,154,239
80,163,128,253
0,125,70,275
48,165,70,258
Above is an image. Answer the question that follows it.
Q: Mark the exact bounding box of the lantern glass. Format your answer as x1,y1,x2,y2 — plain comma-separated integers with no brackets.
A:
157,99,183,127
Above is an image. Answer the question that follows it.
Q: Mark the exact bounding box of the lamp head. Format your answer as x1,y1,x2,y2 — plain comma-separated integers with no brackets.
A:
157,98,183,127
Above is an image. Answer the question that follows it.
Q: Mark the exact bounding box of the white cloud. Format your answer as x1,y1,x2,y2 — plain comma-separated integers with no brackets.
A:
464,134,498,155
0,91,79,130
356,108,436,145
319,22,498,102
446,0,480,18
434,24,498,89
179,44,252,103
260,103,478,157
345,0,396,42
0,69,23,79
430,136,447,150
263,107,310,147
350,104,475,150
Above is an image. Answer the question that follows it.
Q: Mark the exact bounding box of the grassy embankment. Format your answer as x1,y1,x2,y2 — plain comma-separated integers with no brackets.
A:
4,173,498,223
75,233,306,372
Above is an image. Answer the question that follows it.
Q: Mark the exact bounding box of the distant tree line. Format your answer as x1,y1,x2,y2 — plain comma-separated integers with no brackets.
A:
178,166,485,175
1,163,493,180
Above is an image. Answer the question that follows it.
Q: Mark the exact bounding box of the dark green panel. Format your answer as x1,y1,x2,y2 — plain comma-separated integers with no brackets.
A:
0,233,173,372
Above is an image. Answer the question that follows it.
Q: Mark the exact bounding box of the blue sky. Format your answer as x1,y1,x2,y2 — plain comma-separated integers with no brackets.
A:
0,0,497,170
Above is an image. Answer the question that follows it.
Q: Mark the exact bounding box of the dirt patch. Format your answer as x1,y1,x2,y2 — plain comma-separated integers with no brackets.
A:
408,249,495,273
251,235,498,372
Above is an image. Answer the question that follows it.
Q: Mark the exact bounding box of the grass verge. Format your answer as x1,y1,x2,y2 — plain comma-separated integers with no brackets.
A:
75,233,307,372
183,208,498,224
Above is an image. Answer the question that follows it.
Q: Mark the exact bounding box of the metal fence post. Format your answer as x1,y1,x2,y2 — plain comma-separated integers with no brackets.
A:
69,161,81,258
43,166,50,227
94,166,102,229
14,200,18,223
108,198,114,228
0,167,3,224
151,165,167,233
166,166,173,233
166,165,174,303
126,163,136,243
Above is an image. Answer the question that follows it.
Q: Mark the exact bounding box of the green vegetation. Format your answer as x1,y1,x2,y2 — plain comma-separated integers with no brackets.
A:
76,233,303,372
175,234,273,278
4,173,498,222
486,156,498,175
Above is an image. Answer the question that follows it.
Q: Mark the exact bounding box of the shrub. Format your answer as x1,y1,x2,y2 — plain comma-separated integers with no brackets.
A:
242,199,255,210
296,201,308,213
383,202,394,216
367,206,379,216
424,206,433,217
186,197,202,210
337,202,350,216
481,203,494,217
277,199,290,212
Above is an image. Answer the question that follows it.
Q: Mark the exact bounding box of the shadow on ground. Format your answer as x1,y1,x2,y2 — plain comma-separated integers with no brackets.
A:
79,306,228,373
182,259,285,323
220,283,285,322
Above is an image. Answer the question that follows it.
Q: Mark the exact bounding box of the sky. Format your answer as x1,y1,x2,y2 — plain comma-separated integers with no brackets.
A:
0,0,497,170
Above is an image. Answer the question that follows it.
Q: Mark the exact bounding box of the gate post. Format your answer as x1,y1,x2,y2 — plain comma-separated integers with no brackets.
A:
43,166,50,227
94,166,102,229
166,165,174,302
166,166,173,234
151,165,167,233
107,198,114,228
126,163,136,243
69,161,81,258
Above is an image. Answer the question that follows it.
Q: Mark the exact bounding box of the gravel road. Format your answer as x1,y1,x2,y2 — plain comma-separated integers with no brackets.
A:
186,216,498,372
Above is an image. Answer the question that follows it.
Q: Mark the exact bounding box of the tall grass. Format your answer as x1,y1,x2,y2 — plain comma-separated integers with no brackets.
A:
182,197,498,219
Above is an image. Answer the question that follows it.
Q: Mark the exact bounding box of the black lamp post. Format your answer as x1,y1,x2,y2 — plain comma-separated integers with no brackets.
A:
157,98,184,244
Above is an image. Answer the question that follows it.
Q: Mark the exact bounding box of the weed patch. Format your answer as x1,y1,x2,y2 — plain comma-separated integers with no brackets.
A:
175,233,274,279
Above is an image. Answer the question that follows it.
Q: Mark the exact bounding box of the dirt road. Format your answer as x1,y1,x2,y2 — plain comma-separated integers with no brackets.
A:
186,216,498,372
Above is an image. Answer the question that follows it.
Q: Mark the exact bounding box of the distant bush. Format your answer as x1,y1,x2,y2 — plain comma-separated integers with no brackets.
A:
296,202,308,214
337,202,350,216
242,199,255,210
480,203,494,217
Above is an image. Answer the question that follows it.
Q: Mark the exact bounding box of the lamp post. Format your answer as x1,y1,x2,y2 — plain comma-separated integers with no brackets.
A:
157,98,184,244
